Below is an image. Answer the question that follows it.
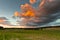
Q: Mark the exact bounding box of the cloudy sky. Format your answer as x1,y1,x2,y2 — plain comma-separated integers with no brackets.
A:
0,0,60,26
0,0,30,25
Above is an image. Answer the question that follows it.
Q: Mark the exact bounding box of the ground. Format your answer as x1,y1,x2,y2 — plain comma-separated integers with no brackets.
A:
0,28,60,40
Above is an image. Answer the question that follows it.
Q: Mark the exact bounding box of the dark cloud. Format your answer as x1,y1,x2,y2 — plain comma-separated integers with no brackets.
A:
0,17,8,20
26,0,60,26
15,0,60,26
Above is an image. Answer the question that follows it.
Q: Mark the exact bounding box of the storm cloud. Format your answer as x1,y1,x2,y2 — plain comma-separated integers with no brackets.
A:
25,0,60,26
14,0,60,26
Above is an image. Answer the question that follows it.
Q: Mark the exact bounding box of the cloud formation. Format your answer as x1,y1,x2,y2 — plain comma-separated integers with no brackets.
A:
29,0,37,4
14,0,60,26
0,17,12,26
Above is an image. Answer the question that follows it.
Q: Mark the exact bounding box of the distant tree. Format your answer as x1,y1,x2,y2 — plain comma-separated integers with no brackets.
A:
0,26,3,29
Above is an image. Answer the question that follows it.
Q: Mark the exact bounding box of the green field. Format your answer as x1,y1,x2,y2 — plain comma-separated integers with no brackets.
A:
0,28,60,40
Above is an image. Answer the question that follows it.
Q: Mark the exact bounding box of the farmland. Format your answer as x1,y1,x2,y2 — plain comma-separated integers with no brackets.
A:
0,28,60,40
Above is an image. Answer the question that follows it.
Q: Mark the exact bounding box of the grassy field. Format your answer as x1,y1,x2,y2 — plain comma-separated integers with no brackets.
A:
0,28,60,40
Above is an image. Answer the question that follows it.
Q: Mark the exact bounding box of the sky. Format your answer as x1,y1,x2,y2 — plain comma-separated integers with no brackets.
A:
0,0,30,25
0,0,60,26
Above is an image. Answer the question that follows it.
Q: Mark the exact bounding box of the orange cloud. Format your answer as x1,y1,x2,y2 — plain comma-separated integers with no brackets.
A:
14,3,36,17
14,11,19,17
39,0,46,7
20,3,33,10
20,10,35,17
29,0,36,4
0,17,7,23
0,19,5,23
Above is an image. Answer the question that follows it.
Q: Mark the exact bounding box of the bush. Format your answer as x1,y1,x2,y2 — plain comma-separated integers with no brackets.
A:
0,26,3,29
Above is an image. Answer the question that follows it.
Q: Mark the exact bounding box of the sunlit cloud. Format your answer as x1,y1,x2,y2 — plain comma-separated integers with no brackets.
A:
13,0,60,26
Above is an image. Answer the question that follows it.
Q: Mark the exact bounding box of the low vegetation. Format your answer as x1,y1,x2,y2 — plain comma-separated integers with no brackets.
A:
0,28,60,40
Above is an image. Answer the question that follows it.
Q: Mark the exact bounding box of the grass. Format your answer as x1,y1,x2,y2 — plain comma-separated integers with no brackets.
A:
0,28,60,40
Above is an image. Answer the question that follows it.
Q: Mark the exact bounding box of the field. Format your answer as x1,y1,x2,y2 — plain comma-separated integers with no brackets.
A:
0,28,60,40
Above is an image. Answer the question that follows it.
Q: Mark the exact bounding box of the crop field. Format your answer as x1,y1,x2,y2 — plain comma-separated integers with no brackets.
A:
0,28,60,40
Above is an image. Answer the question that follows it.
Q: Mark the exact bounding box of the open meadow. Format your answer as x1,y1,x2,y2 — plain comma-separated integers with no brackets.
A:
0,28,60,40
